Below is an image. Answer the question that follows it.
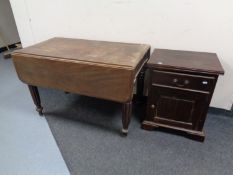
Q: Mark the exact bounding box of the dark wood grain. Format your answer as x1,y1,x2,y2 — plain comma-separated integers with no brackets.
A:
151,70,215,92
147,49,224,75
142,49,224,142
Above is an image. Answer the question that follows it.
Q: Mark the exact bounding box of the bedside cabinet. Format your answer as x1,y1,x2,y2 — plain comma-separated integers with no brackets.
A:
142,49,224,141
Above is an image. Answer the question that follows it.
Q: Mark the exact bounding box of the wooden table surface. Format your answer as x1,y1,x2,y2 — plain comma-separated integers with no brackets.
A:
147,49,224,74
15,37,150,69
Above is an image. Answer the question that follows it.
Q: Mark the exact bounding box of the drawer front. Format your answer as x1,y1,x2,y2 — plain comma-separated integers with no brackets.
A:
151,70,215,92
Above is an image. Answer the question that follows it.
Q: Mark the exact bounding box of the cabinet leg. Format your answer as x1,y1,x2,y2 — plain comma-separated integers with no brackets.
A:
28,85,43,116
186,131,205,142
121,101,132,135
141,122,156,131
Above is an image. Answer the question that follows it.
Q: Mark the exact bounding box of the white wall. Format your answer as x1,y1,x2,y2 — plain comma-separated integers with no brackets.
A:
0,0,20,47
10,0,233,110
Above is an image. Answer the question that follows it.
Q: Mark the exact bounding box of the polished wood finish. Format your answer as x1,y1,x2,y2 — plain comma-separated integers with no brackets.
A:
12,37,150,134
147,49,224,74
122,101,132,135
14,37,149,68
14,38,150,68
13,38,150,102
14,54,134,102
28,85,43,115
143,49,224,141
151,70,215,92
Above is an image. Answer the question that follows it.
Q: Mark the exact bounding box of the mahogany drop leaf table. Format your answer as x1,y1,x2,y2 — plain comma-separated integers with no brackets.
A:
12,37,150,135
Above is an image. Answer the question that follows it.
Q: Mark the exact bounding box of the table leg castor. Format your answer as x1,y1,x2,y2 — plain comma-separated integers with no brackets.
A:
28,85,44,116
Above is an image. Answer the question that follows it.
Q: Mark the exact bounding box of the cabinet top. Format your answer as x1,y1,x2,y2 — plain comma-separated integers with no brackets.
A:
148,49,224,75
14,37,150,69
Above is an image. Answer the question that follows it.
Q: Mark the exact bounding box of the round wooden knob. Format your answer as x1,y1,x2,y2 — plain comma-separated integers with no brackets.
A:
184,80,190,85
173,78,178,83
151,104,155,109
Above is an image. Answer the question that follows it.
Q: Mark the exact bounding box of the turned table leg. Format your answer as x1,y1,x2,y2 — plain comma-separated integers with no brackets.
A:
28,85,43,116
121,101,132,135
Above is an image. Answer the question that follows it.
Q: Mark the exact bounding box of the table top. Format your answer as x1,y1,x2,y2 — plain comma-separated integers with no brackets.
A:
14,37,150,68
147,49,224,74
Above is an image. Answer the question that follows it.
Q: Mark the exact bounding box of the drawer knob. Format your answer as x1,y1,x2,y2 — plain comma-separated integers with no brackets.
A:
151,104,155,109
173,78,178,83
184,80,190,85
202,81,208,85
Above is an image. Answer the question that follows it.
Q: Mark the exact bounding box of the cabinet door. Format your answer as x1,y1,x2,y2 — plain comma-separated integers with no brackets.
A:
146,85,209,130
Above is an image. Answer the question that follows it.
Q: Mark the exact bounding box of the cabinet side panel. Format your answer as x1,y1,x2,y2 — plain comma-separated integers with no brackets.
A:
12,54,134,102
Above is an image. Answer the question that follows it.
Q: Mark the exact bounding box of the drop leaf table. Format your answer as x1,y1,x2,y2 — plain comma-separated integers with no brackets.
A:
12,37,150,135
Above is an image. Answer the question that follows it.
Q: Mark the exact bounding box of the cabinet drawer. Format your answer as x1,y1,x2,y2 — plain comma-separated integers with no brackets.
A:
151,70,215,92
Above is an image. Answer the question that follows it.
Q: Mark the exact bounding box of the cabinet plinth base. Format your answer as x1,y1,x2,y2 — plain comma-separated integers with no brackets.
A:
142,121,205,142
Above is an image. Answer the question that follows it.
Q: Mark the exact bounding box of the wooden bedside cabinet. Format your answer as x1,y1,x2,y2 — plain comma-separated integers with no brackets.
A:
142,49,224,141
